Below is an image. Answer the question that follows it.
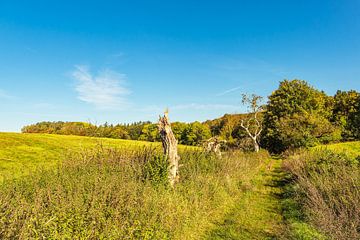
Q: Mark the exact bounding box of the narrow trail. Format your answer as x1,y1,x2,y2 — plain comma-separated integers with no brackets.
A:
206,158,289,240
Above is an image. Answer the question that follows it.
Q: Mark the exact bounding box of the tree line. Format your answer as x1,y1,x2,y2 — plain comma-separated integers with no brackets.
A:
22,120,212,146
22,79,360,152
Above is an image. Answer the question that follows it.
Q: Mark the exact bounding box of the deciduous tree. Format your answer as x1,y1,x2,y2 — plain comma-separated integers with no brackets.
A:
240,93,264,152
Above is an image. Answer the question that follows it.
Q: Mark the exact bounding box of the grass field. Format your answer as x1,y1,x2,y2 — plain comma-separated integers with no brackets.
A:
313,141,360,157
1,132,359,239
0,133,163,181
0,133,275,239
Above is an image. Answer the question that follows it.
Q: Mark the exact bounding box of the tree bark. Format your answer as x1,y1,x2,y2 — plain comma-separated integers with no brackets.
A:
253,138,260,152
158,111,180,187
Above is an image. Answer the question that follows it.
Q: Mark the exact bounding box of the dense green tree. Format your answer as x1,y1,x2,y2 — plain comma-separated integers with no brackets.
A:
262,79,339,153
126,121,151,140
331,90,360,139
204,114,247,146
348,96,360,139
138,124,160,142
182,122,211,146
171,122,188,144
108,125,130,139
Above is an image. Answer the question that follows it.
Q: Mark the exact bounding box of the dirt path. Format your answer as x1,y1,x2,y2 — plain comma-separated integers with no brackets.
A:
206,158,289,239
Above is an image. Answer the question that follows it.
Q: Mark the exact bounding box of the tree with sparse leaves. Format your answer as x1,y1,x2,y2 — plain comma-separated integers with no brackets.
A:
240,94,264,152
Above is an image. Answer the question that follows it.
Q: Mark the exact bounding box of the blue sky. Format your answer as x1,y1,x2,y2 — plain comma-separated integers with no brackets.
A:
0,0,359,132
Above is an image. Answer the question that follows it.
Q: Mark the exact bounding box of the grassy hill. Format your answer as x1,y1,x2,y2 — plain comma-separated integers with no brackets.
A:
0,132,279,239
0,133,161,181
314,141,360,157
1,132,359,239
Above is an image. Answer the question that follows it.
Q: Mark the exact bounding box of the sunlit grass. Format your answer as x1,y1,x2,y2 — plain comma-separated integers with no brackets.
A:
313,141,360,158
0,132,196,181
0,145,264,239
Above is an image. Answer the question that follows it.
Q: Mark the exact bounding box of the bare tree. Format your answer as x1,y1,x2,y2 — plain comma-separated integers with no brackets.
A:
158,110,180,187
240,94,264,152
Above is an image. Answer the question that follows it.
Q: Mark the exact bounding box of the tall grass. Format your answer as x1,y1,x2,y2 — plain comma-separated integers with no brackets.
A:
283,150,360,239
0,145,265,239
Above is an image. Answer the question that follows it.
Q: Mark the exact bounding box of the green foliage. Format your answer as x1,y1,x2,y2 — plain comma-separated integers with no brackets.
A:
138,124,160,142
331,90,360,140
262,79,338,153
143,155,169,187
204,114,250,147
171,122,188,141
277,113,341,148
348,94,360,139
181,121,212,146
22,120,212,146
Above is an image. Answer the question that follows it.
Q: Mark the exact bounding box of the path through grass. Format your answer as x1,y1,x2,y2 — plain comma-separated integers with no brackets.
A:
206,157,288,239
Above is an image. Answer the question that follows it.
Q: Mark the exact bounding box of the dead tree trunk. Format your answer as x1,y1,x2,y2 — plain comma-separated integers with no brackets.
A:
204,137,225,157
158,111,180,187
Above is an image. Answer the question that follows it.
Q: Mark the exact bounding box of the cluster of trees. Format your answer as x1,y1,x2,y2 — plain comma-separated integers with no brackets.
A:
22,79,360,153
262,80,360,153
22,120,211,146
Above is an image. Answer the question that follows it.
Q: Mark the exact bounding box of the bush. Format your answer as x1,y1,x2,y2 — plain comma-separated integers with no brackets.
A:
283,150,360,239
143,155,169,187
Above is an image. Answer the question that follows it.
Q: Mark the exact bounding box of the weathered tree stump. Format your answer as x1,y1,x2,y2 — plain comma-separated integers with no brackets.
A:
158,111,180,187
204,137,225,157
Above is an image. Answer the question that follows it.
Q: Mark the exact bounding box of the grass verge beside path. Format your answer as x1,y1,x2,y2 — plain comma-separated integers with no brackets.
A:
206,157,288,240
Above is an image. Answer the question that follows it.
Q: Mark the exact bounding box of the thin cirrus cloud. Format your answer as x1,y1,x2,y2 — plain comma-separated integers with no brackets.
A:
0,89,14,99
72,65,130,110
216,86,242,96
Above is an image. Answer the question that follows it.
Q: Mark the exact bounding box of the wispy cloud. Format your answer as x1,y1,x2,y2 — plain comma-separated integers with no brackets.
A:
72,65,130,109
216,86,242,96
0,89,14,99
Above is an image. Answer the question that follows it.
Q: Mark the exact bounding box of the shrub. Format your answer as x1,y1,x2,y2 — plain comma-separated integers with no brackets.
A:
143,155,169,187
283,150,360,239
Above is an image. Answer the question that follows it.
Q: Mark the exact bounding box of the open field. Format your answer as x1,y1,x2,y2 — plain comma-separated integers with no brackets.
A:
0,133,162,181
314,141,360,158
0,133,279,239
1,133,359,239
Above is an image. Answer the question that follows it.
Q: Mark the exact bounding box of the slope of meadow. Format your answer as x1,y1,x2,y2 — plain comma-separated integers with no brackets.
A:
0,132,280,239
314,141,360,157
0,132,160,181
1,132,358,239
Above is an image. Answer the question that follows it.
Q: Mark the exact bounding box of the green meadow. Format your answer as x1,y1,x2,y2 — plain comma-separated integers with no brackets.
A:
0,133,160,181
0,132,359,239
314,141,360,158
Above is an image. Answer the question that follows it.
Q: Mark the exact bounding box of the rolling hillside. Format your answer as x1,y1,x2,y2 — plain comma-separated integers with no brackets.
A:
0,133,159,181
